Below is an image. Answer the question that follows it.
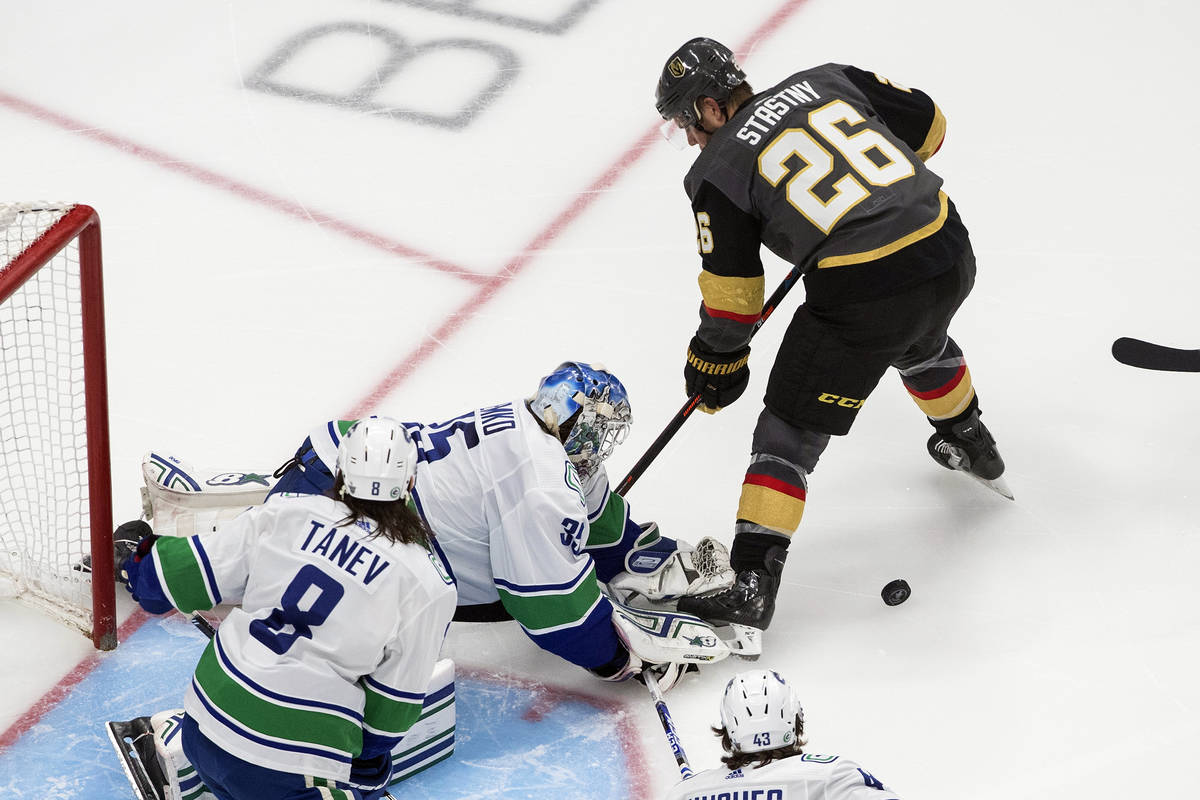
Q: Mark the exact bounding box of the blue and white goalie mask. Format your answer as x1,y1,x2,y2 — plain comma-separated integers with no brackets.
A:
529,362,632,478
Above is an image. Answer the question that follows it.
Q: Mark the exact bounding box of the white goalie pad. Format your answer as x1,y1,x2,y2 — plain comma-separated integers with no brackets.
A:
606,587,731,667
608,536,735,604
109,660,456,800
140,452,278,537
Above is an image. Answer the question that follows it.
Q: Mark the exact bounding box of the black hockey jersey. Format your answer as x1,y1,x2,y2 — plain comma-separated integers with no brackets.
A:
684,63,969,352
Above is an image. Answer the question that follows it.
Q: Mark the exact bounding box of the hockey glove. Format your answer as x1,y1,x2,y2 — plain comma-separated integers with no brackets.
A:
348,751,394,794
684,336,750,413
118,527,159,589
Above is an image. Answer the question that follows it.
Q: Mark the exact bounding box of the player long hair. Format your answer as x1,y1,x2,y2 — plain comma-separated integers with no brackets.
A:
331,473,431,548
711,715,806,771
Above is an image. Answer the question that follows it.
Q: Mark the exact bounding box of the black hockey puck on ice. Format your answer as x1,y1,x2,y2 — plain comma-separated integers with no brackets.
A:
882,579,911,606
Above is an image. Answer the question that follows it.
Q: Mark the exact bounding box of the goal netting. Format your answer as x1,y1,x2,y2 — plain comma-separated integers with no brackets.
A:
0,202,115,649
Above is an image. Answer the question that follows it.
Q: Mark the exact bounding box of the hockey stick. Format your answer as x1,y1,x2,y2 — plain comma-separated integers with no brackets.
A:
642,668,694,781
189,613,401,800
615,264,804,497
1112,337,1200,372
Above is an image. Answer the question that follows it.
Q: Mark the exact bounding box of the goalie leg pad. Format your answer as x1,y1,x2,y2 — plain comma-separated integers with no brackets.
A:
141,452,276,537
606,587,730,668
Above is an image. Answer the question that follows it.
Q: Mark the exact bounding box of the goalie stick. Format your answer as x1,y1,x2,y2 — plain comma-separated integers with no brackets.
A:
1112,337,1200,372
642,668,694,781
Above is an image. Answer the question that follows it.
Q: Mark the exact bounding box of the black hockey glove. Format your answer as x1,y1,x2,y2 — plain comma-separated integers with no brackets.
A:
684,336,751,413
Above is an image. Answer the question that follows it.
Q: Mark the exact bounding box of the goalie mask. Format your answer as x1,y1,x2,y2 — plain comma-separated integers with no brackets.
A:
720,669,804,755
336,417,419,502
529,362,632,478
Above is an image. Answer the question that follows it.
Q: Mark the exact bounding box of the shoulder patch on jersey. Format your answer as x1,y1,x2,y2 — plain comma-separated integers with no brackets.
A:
800,753,840,764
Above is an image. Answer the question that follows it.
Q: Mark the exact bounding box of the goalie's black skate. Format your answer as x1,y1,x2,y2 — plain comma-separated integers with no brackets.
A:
927,413,1012,499
107,716,169,800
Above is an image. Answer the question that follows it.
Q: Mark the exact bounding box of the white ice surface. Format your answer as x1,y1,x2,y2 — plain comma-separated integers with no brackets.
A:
3,1,1200,798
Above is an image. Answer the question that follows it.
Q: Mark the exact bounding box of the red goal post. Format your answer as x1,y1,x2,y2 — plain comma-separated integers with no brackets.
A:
0,203,115,650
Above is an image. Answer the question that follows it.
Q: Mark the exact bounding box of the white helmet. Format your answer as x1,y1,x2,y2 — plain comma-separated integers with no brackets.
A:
720,670,804,754
335,417,419,502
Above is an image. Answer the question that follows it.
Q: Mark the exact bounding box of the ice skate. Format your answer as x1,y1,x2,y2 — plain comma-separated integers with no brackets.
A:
927,414,1012,500
677,547,784,660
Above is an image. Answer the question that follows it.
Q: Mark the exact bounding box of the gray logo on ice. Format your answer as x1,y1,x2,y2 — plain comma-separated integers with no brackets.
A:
247,22,519,130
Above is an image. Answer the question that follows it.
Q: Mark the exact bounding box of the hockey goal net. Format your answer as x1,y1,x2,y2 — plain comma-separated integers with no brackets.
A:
0,203,115,650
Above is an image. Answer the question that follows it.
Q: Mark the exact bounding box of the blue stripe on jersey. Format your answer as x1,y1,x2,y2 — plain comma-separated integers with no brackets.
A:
424,683,454,705
587,476,611,522
393,734,455,773
493,561,592,595
191,539,222,606
214,634,362,722
362,675,424,703
190,678,354,765
524,594,619,669
325,421,342,451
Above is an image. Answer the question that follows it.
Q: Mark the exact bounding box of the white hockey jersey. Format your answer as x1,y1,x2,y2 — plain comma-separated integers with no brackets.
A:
146,493,457,782
302,401,624,669
402,400,621,668
663,753,900,800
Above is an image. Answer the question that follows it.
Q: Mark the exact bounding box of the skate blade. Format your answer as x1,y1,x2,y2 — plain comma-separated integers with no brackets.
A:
719,623,763,660
966,471,1014,500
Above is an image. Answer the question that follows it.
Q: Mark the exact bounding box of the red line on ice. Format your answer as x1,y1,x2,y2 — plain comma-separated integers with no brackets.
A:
0,90,481,285
0,3,811,793
0,608,151,751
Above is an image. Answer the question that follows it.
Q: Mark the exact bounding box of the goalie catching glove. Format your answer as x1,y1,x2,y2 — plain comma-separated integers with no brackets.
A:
607,529,734,605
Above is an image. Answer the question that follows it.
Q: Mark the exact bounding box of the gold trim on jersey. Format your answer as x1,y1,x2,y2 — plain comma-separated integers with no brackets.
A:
697,271,765,319
815,190,949,270
916,104,947,162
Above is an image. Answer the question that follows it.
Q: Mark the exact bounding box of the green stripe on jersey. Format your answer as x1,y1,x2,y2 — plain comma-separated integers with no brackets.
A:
586,492,628,548
194,642,361,756
363,686,422,736
155,536,215,613
497,567,602,631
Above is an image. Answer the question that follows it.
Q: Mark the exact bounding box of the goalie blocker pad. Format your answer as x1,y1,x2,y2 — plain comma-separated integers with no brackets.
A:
108,659,456,800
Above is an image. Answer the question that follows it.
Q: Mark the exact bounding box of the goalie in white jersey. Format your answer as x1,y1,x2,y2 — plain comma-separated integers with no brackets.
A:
268,362,734,685
664,670,901,800
122,419,457,800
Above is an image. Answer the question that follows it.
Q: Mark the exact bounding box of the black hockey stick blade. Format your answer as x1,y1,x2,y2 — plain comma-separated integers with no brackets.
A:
107,718,167,800
1112,337,1200,372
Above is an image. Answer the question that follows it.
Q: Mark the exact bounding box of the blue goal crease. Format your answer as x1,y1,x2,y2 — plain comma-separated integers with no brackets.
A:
0,616,633,800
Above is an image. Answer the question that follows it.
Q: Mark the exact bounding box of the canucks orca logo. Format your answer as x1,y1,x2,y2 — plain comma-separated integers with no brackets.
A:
206,472,271,487
668,56,687,78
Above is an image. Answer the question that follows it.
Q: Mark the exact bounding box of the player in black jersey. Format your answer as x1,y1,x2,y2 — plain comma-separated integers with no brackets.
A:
654,38,1009,648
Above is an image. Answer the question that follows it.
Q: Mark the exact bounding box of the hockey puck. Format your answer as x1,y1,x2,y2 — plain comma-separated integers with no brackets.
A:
881,579,911,606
